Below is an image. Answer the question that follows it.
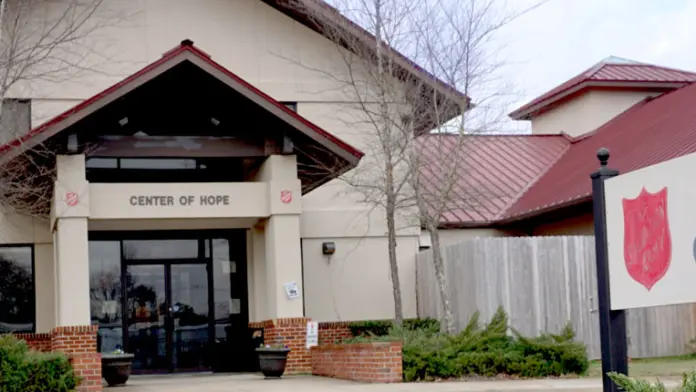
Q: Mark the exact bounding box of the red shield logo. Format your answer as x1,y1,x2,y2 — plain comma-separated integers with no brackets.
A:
65,192,79,207
622,187,672,291
280,190,292,204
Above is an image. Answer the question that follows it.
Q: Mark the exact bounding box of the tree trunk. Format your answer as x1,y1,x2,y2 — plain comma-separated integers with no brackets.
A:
428,225,455,334
385,170,404,326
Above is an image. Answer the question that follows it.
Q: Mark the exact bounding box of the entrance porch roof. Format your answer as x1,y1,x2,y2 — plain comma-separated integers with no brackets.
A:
1,40,364,193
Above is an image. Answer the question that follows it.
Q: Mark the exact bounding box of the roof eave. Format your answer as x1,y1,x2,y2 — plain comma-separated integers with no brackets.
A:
495,195,592,225
509,80,689,121
437,221,497,229
0,42,365,170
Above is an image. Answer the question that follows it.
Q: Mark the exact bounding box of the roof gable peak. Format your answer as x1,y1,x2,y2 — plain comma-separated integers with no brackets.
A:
510,56,696,120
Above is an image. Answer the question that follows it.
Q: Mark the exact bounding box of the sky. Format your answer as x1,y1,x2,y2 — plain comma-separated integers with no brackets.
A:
495,0,696,132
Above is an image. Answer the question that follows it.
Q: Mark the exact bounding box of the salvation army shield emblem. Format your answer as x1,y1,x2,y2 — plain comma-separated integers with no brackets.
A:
622,187,672,291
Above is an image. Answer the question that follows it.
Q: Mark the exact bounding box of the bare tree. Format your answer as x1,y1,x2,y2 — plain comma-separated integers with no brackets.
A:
284,0,542,330
284,0,467,326
0,0,129,217
408,0,546,333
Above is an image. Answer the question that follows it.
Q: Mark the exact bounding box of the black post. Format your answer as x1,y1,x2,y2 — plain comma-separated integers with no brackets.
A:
590,148,628,392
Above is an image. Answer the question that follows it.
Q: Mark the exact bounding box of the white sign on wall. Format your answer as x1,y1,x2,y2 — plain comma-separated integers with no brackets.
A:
605,151,696,310
284,281,299,299
306,321,319,349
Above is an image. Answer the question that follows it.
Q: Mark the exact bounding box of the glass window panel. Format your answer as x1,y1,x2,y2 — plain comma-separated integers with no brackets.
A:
212,239,231,340
123,240,198,260
281,102,297,112
86,158,118,168
120,159,197,170
171,264,209,371
127,264,167,371
0,246,34,333
212,239,228,262
89,241,122,325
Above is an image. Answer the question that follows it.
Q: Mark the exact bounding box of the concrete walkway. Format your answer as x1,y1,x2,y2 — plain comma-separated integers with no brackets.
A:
120,373,682,391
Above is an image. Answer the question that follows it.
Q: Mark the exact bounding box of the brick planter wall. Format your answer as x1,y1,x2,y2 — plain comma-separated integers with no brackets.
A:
311,341,402,383
51,325,102,392
9,326,102,392
13,333,52,352
256,317,311,374
318,321,352,344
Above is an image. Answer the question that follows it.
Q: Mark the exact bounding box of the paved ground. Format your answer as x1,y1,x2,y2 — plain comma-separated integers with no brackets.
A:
120,373,682,392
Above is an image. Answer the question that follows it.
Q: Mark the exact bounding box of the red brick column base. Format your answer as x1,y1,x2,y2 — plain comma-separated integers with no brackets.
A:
254,317,311,374
311,341,402,383
51,325,102,392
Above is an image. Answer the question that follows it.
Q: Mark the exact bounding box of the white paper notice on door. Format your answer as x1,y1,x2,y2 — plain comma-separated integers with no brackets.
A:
229,298,241,314
221,261,237,274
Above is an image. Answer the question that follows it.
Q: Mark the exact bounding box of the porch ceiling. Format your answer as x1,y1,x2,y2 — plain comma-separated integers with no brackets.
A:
0,40,364,194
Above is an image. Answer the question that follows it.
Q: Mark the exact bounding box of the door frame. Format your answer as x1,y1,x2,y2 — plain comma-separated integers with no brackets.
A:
88,229,251,373
124,259,213,373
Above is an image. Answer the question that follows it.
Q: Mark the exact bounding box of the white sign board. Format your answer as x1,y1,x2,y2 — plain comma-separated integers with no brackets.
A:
605,151,696,310
284,281,299,299
306,321,319,349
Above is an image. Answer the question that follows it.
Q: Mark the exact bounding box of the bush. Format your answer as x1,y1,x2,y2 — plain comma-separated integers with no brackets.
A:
608,371,696,392
382,307,589,381
0,334,80,392
347,318,441,337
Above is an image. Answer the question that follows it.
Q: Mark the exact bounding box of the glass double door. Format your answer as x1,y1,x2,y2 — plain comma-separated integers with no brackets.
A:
126,262,211,373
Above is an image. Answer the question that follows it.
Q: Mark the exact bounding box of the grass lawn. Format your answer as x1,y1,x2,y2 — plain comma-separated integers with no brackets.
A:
587,356,696,378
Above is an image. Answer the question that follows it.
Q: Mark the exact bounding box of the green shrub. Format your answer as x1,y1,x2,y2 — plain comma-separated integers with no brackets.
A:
608,371,696,392
404,318,441,334
348,320,392,337
0,334,80,392
347,317,441,337
388,307,589,381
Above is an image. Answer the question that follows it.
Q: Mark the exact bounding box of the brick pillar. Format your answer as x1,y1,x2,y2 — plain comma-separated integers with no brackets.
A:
52,325,102,392
260,317,311,374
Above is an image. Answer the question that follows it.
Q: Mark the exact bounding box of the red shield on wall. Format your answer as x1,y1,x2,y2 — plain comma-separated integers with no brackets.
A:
65,192,79,207
622,187,672,291
280,190,292,204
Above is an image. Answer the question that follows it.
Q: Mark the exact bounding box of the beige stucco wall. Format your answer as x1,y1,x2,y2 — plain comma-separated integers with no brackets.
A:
302,235,419,322
531,90,661,137
25,0,373,125
5,0,423,325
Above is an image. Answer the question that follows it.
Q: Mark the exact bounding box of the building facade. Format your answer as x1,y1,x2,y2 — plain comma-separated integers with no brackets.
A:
0,0,466,384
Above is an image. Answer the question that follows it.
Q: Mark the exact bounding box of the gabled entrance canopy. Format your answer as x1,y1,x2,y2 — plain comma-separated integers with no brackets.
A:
1,39,364,193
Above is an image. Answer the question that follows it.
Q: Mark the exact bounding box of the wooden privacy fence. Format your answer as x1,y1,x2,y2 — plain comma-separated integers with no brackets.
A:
416,236,696,359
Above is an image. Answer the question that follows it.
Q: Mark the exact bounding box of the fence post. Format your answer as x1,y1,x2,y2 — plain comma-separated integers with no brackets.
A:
590,148,628,392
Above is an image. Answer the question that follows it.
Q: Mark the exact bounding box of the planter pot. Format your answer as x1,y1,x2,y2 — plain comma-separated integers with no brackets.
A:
101,353,135,387
255,348,291,378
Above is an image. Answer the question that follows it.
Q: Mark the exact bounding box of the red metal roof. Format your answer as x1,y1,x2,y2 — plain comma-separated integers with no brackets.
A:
0,40,364,162
416,134,569,225
504,81,696,221
510,58,696,120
